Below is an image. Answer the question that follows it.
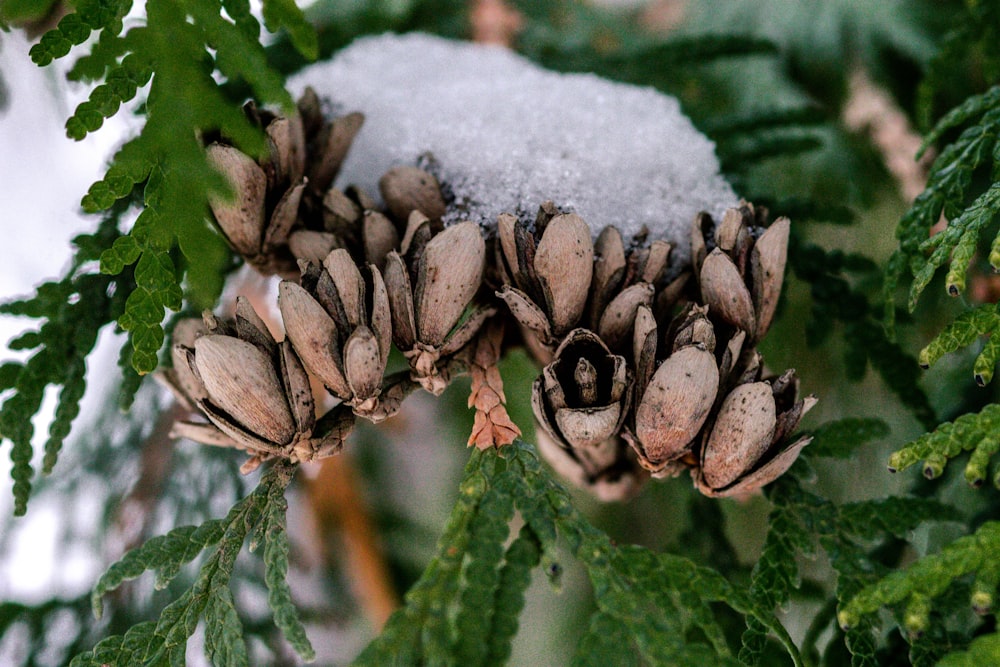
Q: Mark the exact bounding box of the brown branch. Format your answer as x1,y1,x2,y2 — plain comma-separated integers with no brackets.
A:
109,404,181,557
467,317,522,449
470,0,524,47
304,455,399,630
843,68,932,203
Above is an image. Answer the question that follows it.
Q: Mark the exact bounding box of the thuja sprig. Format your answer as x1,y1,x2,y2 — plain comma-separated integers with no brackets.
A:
30,0,318,375
839,522,1000,645
0,214,130,516
73,460,312,666
355,440,802,667
1,0,319,514
742,442,953,667
888,403,1000,487
884,84,1000,336
918,303,1000,386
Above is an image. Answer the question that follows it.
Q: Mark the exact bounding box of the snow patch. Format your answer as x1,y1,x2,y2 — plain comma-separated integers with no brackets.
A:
291,32,737,259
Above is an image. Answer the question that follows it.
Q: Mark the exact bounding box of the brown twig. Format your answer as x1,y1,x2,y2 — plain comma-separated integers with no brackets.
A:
304,455,399,630
467,317,522,449
843,68,932,203
109,404,181,557
470,0,524,47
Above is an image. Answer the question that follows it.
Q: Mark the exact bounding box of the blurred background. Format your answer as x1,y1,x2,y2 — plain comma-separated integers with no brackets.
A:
1,0,996,665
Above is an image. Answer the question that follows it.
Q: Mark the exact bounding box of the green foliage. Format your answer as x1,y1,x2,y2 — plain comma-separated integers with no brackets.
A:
887,403,1000,487
937,632,1000,667
791,237,936,428
807,418,892,459
917,303,1000,385
0,0,319,512
918,1,1000,126
355,441,792,667
884,84,1000,335
681,0,939,102
744,469,954,667
74,461,311,666
8,1,1000,665
0,595,95,666
0,215,128,515
839,521,1000,642
30,0,318,374
262,0,319,61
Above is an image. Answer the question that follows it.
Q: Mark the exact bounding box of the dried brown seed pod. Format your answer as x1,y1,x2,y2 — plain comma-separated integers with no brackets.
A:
384,215,494,394
699,248,757,335
586,225,676,352
626,305,719,475
597,282,654,353
496,206,594,358
532,328,632,450
695,371,816,497
750,217,790,339
205,89,366,277
162,298,353,472
362,210,400,271
379,166,447,224
532,329,645,500
307,111,365,195
278,249,392,420
287,229,340,265
692,203,790,342
206,143,269,259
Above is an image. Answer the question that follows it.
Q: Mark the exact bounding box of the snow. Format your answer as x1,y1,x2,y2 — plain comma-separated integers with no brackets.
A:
291,33,738,259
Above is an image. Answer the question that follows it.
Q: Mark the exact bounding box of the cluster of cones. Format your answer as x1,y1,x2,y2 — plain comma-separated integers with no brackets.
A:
160,90,815,499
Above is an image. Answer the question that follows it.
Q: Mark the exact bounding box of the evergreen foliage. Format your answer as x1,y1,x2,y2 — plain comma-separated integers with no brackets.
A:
74,461,309,666
354,441,796,667
3,0,1000,665
0,213,129,515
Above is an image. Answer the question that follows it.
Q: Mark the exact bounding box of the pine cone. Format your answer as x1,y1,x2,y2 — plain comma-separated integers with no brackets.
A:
384,212,495,394
277,249,392,420
625,304,719,476
695,367,816,498
205,88,366,276
625,285,816,496
588,224,671,351
495,204,594,361
161,299,354,473
380,166,448,225
532,329,645,501
693,204,790,342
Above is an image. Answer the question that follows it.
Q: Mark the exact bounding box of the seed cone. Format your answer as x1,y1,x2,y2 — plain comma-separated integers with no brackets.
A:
695,369,817,497
691,203,790,342
185,88,813,501
159,298,354,473
384,212,494,394
278,248,392,420
588,225,671,348
205,88,366,277
627,306,719,476
496,204,595,360
532,329,646,500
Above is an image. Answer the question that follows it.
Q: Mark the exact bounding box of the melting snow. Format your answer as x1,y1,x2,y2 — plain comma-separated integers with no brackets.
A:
291,32,738,260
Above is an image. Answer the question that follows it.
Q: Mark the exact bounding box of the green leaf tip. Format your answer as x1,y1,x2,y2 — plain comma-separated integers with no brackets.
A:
888,403,1000,482
79,462,310,663
841,522,1000,637
262,0,318,63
